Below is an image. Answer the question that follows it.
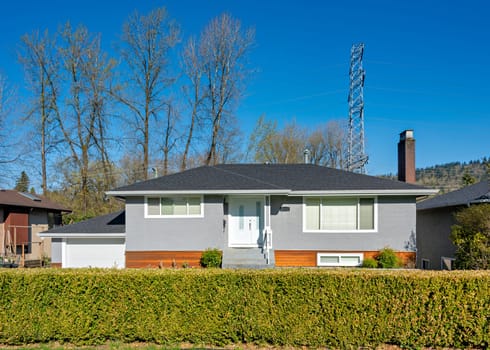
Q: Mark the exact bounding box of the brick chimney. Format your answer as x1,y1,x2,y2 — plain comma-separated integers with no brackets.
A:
398,130,416,183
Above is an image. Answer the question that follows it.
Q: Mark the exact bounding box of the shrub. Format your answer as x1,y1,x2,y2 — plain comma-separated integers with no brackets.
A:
362,257,378,268
200,248,222,268
376,247,401,268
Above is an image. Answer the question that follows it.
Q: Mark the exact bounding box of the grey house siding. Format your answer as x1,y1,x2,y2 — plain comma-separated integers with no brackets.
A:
125,195,225,251
270,195,416,251
416,207,457,269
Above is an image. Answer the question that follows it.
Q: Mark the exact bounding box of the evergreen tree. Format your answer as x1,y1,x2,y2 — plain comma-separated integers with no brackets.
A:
462,172,476,186
451,204,490,269
14,171,30,192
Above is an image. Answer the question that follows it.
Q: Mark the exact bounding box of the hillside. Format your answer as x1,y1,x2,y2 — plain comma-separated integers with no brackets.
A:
382,157,489,193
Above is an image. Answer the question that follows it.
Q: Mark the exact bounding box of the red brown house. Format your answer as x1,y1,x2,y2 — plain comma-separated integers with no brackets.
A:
0,190,70,265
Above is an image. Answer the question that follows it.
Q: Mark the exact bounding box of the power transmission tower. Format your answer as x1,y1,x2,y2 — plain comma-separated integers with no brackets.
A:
347,43,368,173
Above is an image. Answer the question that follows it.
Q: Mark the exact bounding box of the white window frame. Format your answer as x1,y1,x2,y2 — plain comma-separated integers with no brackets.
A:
145,195,204,218
303,196,378,233
317,253,364,267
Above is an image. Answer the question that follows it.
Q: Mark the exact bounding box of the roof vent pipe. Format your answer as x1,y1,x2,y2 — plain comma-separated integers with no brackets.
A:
303,148,311,164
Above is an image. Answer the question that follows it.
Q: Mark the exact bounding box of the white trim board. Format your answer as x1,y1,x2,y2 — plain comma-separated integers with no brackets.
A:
107,188,437,197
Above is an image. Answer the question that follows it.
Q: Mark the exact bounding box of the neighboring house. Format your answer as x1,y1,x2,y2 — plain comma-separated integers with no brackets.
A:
41,162,435,269
0,190,71,265
416,180,490,270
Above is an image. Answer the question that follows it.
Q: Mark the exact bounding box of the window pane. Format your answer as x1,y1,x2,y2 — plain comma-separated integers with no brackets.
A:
322,198,357,230
147,197,161,215
305,198,320,230
341,256,361,265
320,256,339,264
188,197,201,215
239,205,244,230
256,201,263,230
359,198,374,229
161,198,174,215
173,197,187,215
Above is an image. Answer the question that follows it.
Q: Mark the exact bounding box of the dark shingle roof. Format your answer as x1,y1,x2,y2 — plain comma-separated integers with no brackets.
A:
417,181,490,211
110,164,430,193
43,210,125,234
0,190,71,212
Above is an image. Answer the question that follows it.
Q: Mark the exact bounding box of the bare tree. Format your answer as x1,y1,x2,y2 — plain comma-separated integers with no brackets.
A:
247,115,277,163
249,116,348,168
160,102,179,175
0,74,8,159
0,74,19,167
308,120,347,169
324,120,348,169
215,114,244,163
18,30,60,194
117,153,146,186
180,36,204,170
53,23,115,215
82,33,117,191
249,116,306,164
118,7,179,179
197,13,254,166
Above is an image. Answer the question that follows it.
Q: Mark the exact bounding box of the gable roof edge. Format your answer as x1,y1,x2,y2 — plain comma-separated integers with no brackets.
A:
38,232,125,239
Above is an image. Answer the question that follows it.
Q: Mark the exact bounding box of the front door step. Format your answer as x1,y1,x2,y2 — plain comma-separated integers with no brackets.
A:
222,247,274,269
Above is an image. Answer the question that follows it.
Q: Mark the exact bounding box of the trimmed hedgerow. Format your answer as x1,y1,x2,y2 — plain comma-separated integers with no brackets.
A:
0,269,488,348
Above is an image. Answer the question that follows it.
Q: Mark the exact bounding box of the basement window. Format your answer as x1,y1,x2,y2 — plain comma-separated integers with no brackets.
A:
317,253,363,267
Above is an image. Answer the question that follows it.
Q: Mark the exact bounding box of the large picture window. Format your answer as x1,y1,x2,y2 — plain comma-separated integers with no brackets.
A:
304,197,376,231
146,196,203,217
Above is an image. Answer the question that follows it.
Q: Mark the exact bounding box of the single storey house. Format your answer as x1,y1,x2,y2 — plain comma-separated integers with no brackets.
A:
0,190,70,265
41,163,435,268
416,180,490,270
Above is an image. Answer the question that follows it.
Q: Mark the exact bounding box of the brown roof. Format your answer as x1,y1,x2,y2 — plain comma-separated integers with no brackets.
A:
0,190,71,212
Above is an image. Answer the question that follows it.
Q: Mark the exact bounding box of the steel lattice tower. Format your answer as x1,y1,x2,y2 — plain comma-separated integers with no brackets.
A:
347,43,368,173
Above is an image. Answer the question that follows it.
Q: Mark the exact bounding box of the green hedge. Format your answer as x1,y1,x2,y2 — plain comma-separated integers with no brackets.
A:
0,269,489,348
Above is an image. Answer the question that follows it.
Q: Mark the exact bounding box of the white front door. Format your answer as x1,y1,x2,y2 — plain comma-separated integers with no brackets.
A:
229,197,263,247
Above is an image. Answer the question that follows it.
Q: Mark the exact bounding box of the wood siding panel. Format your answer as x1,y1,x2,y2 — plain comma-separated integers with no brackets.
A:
397,251,416,267
275,250,317,267
5,212,29,245
275,250,416,267
126,251,203,268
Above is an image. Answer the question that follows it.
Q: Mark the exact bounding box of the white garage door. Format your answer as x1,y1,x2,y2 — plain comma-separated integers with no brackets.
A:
65,238,125,268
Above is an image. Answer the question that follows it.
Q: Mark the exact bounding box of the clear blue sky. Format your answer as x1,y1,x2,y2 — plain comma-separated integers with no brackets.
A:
1,0,489,176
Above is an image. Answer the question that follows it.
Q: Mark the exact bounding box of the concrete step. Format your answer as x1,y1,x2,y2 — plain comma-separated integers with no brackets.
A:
224,263,272,269
222,247,274,269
